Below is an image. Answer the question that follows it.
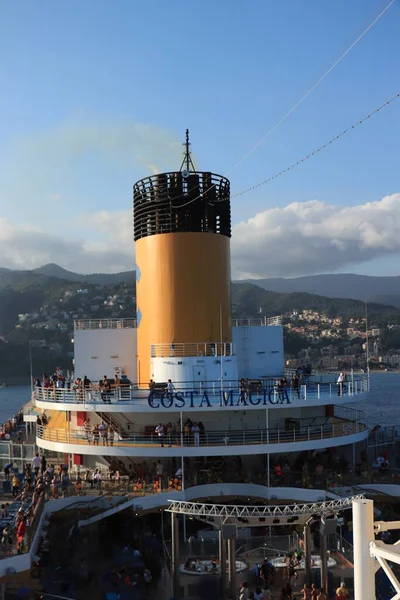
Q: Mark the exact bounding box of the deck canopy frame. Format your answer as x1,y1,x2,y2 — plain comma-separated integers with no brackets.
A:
166,495,364,527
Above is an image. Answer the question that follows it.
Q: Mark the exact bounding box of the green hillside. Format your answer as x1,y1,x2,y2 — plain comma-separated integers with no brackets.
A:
231,282,400,325
0,272,400,380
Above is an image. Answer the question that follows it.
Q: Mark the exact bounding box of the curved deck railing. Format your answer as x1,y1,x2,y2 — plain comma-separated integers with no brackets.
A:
150,342,234,358
36,407,367,448
33,376,369,406
74,318,137,330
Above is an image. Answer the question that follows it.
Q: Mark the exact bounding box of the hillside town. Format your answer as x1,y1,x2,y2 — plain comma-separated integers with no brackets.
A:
1,283,400,379
284,309,400,371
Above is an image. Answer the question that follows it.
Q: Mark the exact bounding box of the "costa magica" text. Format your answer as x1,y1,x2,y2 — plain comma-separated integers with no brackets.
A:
147,389,292,409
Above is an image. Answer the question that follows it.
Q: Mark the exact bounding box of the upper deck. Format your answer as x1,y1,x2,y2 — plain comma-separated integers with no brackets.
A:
73,316,282,330
74,318,137,330
34,373,369,413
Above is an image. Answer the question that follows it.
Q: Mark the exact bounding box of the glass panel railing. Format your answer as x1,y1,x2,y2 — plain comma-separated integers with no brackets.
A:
32,374,369,406
22,444,36,459
10,445,22,458
35,411,367,449
0,443,11,457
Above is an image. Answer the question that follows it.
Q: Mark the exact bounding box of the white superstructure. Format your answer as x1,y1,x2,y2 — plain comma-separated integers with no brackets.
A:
33,316,369,493
32,140,370,507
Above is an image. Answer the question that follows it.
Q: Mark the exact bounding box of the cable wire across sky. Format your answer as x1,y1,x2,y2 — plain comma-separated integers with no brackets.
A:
171,0,396,210
231,91,400,199
227,0,397,176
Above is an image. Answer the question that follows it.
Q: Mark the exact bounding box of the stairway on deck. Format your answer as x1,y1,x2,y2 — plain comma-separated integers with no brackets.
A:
46,410,68,430
42,410,68,442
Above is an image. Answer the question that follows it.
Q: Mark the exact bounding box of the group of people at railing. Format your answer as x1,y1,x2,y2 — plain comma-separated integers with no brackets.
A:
35,370,131,401
82,418,117,446
35,367,74,391
154,418,206,447
62,447,397,492
0,454,50,557
33,368,364,404
37,411,361,448
0,408,24,442
0,446,396,536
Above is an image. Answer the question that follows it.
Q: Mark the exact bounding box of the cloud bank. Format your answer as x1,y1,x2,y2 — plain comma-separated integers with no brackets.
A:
1,194,400,277
232,193,400,278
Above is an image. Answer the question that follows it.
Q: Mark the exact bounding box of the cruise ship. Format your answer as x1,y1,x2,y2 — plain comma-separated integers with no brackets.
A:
33,132,369,489
0,133,376,596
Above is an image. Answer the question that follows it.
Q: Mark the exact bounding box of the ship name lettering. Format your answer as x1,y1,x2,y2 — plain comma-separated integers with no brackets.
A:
147,389,291,409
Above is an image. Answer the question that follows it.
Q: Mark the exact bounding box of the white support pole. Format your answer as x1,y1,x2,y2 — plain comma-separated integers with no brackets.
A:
181,455,187,543
181,455,185,491
219,529,227,599
266,409,270,488
353,498,376,600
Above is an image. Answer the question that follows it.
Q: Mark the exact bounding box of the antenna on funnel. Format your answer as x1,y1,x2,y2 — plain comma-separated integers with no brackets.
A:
180,129,196,173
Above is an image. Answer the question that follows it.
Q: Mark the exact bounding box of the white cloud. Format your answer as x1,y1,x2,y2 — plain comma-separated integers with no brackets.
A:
0,214,134,274
0,117,186,272
232,193,400,278
1,194,400,277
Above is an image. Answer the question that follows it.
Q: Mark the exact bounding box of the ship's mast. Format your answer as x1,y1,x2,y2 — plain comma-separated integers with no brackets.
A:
180,128,196,172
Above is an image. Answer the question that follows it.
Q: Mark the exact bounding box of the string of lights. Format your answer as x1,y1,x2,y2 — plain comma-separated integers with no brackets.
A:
171,0,396,210
231,91,400,199
227,0,396,175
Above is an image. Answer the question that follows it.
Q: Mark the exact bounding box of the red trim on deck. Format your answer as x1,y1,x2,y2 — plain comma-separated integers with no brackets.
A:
76,412,86,426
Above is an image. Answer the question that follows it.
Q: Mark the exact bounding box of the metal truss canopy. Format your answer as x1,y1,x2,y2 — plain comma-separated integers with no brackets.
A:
166,495,364,527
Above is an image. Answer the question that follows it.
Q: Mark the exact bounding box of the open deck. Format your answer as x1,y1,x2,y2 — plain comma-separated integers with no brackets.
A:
33,374,369,412
73,316,282,331
35,406,368,457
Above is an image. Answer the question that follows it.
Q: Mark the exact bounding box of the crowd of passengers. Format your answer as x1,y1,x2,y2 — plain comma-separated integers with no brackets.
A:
0,453,55,555
154,418,206,447
0,409,24,441
5,454,74,499
34,367,72,390
34,367,314,400
34,370,129,398
80,416,208,447
82,418,117,445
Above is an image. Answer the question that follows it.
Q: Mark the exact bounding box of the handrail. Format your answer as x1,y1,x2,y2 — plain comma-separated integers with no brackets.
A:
36,412,367,448
74,318,137,330
150,342,234,358
232,316,282,326
33,377,369,406
72,317,282,330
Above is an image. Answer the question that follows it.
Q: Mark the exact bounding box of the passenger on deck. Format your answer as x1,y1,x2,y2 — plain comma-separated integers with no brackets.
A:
155,423,165,447
100,375,112,402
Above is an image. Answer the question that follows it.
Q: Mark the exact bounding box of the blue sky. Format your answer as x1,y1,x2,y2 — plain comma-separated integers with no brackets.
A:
1,0,400,277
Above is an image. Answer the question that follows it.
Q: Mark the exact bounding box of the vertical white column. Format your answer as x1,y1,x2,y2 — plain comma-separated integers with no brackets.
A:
353,498,376,600
180,411,183,447
181,454,187,543
219,530,227,599
320,521,328,594
181,455,185,490
227,537,237,598
266,409,270,487
303,523,312,586
171,513,180,598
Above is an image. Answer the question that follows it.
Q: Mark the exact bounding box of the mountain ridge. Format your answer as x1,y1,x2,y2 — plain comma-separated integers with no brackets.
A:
2,264,400,307
32,263,136,285
243,273,400,307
